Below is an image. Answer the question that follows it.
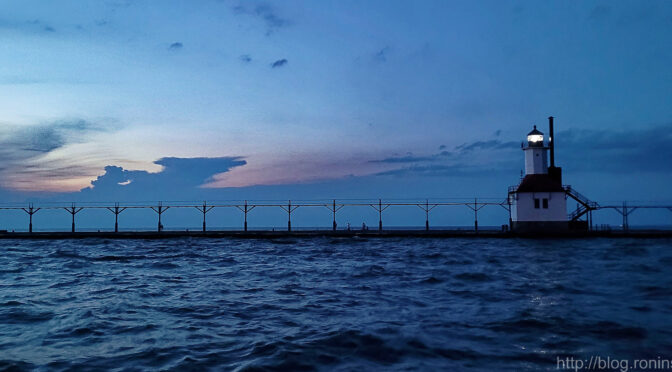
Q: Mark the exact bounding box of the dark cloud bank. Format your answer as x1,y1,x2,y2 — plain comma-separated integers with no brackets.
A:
80,157,246,201
371,123,672,177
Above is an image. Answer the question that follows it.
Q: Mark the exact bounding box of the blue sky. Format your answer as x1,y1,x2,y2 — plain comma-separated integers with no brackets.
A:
0,0,671,228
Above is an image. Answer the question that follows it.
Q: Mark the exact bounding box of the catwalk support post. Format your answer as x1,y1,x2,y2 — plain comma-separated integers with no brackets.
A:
21,203,40,233
106,203,127,233
194,201,215,232
279,200,300,232
370,199,390,231
235,201,256,232
150,202,170,232
326,199,343,231
64,203,84,233
417,200,438,231
614,201,638,232
333,199,337,231
466,198,485,232
379,199,382,230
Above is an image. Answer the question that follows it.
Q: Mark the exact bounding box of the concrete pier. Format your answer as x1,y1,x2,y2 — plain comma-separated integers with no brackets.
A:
0,229,670,240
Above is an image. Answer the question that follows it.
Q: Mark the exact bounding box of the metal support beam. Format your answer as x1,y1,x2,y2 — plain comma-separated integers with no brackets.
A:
194,201,215,232
474,198,478,232
21,203,41,233
106,203,127,233
333,199,337,231
610,201,639,231
379,199,382,231
506,197,513,230
63,204,84,233
416,200,438,231
465,198,485,232
325,199,344,231
235,201,256,231
150,202,170,232
369,199,390,231
279,200,300,232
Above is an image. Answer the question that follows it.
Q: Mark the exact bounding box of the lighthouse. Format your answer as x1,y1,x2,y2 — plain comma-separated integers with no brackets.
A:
509,117,568,232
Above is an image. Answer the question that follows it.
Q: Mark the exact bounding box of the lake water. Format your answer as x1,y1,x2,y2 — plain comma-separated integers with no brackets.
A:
1,237,671,371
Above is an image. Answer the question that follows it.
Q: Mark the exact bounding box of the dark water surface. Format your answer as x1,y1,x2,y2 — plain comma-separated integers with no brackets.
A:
1,238,671,371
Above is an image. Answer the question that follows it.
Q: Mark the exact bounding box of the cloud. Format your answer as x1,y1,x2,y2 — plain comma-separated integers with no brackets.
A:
169,42,183,50
373,46,391,62
0,19,58,35
0,119,104,158
0,119,110,190
253,4,288,30
371,138,516,166
374,123,672,179
455,139,519,152
369,155,435,164
27,20,56,33
239,54,252,63
81,157,247,200
375,164,492,177
369,135,521,177
232,2,290,35
271,59,287,68
555,123,672,172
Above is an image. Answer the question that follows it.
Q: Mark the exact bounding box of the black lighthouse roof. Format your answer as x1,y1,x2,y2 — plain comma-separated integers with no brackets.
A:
527,125,543,136
516,174,564,193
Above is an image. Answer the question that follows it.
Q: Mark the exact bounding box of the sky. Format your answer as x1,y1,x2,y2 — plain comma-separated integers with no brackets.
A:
0,0,671,229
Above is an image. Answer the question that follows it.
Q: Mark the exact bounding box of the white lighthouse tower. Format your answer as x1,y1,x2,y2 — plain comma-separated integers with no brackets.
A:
509,121,568,232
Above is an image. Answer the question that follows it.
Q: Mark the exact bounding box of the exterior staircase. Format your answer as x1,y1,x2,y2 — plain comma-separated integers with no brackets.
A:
564,185,598,221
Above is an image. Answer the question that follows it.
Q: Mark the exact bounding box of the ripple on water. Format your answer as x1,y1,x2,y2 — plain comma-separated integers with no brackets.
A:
0,307,54,324
454,272,492,282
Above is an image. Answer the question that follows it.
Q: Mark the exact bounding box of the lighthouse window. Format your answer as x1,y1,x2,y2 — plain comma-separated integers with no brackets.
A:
542,198,549,209
534,198,540,209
